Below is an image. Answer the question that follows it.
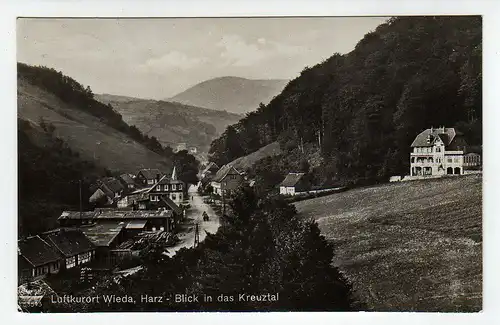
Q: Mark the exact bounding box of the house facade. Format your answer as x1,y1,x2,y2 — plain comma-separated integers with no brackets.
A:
211,165,244,196
144,167,185,205
40,229,96,270
409,126,480,177
18,229,96,281
279,172,310,196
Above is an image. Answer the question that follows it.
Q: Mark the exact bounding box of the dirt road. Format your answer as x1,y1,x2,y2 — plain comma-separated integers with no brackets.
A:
164,184,220,257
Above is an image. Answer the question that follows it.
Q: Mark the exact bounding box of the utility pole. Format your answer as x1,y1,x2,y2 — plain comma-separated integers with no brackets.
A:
222,188,226,216
193,222,199,248
79,179,83,221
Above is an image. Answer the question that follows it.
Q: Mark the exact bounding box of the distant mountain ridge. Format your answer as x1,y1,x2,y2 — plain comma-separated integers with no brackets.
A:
168,76,289,114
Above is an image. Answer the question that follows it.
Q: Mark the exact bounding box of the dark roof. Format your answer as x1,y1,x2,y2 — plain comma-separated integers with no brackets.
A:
18,236,61,267
202,162,219,175
41,229,95,257
80,221,125,247
160,196,182,214
119,174,136,185
212,164,242,183
279,173,305,187
137,169,163,180
92,177,125,200
411,127,457,147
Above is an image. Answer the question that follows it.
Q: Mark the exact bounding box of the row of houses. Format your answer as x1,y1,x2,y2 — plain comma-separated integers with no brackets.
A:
90,167,186,207
19,168,188,282
18,228,96,281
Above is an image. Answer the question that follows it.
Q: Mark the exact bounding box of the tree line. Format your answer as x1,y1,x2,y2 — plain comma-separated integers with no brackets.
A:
208,17,482,189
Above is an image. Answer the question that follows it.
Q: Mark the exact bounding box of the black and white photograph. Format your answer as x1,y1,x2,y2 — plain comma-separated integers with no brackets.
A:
15,15,484,314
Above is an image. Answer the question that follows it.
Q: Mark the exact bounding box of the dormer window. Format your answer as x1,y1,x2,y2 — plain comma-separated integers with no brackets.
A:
179,184,183,190
436,147,441,152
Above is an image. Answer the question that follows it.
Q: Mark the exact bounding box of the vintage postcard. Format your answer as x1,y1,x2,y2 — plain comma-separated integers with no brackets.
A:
16,16,483,313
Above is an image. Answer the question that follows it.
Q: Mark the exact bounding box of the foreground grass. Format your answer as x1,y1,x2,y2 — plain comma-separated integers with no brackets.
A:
295,174,482,312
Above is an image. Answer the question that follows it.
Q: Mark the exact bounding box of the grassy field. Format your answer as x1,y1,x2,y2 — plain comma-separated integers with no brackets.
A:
295,174,482,312
18,78,171,174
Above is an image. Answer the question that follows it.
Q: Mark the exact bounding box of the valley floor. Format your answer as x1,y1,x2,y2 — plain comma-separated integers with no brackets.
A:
295,174,482,312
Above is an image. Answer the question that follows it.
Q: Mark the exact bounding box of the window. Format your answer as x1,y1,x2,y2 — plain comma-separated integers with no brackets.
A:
178,184,183,190
79,251,91,264
447,158,452,163
172,184,177,190
436,147,441,152
454,158,459,163
147,179,154,185
164,184,169,191
66,256,76,269
150,195,159,202
156,185,162,191
172,193,177,201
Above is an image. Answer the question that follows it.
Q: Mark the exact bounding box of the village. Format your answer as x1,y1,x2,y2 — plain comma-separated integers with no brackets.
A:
17,125,482,311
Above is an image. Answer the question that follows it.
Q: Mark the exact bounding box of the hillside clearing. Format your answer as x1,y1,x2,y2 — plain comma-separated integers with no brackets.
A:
295,174,482,312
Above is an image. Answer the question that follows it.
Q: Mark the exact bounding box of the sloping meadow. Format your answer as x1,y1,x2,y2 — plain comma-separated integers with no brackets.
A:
295,174,482,312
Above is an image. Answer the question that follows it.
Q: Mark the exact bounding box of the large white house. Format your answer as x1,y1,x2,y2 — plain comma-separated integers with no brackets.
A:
409,126,480,177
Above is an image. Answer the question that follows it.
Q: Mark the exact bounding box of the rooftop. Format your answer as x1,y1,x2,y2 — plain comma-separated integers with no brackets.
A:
80,221,125,247
279,172,306,187
212,164,243,183
18,236,61,267
411,127,457,147
59,209,173,221
40,229,95,257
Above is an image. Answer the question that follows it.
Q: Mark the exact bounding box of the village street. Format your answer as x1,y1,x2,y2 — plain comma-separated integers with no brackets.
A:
164,184,220,257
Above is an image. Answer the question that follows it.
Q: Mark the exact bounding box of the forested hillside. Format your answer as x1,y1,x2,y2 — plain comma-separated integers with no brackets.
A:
18,119,105,237
209,17,482,188
95,94,242,155
18,63,175,165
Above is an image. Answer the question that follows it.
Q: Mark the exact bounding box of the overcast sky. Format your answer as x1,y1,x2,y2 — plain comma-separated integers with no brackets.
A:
17,17,388,99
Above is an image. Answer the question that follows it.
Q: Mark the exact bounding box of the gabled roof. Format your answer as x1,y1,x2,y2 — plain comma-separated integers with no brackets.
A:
411,127,457,147
119,174,136,185
212,164,242,183
202,162,219,175
136,169,163,180
18,236,61,267
41,229,95,257
160,196,182,214
93,177,125,199
279,173,305,187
